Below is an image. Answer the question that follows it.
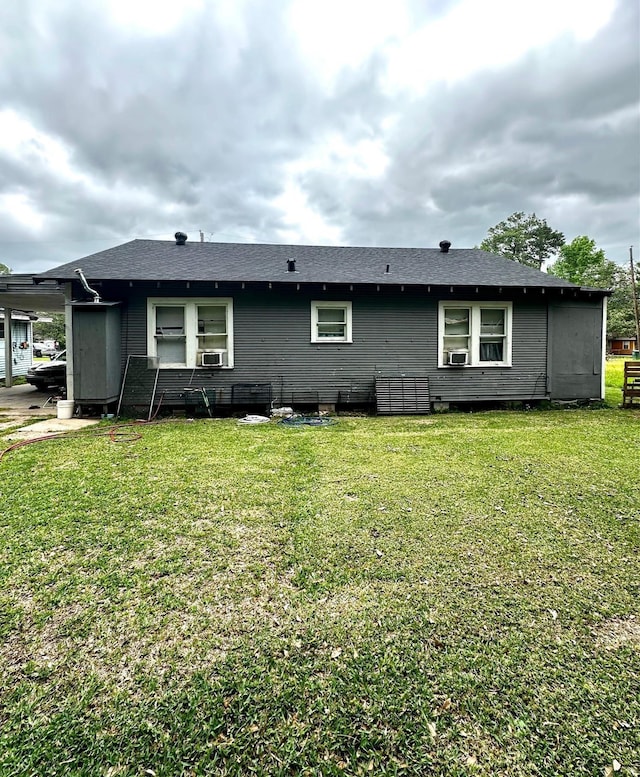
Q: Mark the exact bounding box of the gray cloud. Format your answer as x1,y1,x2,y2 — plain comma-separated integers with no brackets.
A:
0,0,637,273
314,0,640,257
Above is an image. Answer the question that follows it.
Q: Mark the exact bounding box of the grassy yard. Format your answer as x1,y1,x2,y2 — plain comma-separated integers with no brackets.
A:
605,357,627,407
0,398,638,774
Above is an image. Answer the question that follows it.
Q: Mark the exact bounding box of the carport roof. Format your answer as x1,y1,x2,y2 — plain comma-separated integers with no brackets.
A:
0,275,65,313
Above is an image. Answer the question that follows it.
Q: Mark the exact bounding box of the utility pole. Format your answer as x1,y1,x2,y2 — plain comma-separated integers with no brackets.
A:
630,246,640,356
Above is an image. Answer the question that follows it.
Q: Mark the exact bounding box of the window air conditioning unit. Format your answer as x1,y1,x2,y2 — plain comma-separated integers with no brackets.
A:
201,351,224,367
448,350,469,366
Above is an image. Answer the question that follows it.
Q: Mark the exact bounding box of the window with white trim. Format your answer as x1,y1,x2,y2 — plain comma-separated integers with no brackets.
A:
439,302,512,367
311,301,352,343
147,298,234,368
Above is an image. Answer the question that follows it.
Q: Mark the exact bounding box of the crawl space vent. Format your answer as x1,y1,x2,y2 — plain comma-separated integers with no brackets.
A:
375,376,431,415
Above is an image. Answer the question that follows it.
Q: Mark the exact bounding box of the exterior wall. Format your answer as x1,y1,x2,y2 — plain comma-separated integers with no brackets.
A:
608,338,637,356
107,282,553,406
547,302,605,400
71,304,121,404
0,320,32,379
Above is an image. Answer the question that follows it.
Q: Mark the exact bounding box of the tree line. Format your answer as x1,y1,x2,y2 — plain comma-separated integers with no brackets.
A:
479,211,637,340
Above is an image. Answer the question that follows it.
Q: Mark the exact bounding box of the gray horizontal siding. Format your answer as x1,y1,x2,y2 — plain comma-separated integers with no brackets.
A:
430,304,548,401
113,283,551,405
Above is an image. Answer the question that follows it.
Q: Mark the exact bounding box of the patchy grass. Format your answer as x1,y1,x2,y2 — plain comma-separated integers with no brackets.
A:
0,376,27,388
0,409,638,774
605,357,628,407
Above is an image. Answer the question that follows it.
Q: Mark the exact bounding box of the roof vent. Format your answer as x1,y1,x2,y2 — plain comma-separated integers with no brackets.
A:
74,268,101,303
439,240,451,253
175,232,188,246
287,259,296,272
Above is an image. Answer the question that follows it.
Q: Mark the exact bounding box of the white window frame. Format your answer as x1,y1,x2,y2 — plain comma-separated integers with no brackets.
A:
147,297,234,368
438,301,512,368
310,301,353,343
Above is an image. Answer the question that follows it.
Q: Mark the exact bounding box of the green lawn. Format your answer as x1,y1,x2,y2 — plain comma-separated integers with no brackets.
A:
0,393,638,774
605,357,628,407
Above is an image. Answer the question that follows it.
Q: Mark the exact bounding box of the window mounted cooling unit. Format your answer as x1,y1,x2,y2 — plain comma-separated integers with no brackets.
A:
201,352,224,367
448,350,469,366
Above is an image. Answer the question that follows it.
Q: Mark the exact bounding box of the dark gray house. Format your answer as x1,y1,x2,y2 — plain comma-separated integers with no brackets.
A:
34,236,609,413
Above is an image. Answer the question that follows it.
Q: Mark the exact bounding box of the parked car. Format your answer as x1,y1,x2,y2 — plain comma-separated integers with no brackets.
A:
26,350,67,391
33,341,58,358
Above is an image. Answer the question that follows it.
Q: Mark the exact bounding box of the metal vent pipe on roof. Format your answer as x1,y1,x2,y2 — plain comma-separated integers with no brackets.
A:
74,268,101,303
175,232,188,245
287,259,296,272
439,240,451,253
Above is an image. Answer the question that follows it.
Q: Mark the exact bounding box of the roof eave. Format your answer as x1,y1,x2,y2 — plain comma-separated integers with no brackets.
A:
54,276,597,294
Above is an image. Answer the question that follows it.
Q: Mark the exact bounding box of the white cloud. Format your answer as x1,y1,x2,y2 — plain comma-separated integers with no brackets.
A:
383,0,617,93
104,0,205,36
287,0,409,89
0,110,72,178
290,133,390,180
0,192,45,231
274,180,344,245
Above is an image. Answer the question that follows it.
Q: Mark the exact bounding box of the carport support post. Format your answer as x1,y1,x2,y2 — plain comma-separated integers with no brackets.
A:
3,307,13,388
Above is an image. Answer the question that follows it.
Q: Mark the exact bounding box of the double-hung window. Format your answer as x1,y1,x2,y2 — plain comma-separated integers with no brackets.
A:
439,302,511,367
148,298,234,368
311,301,352,343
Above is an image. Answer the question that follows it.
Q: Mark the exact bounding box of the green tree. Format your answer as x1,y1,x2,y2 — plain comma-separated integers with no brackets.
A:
480,212,565,269
548,236,636,339
0,262,11,274
33,313,66,348
548,235,610,285
607,267,637,339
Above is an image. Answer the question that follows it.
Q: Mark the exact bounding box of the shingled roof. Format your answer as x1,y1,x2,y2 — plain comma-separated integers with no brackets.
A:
36,238,586,290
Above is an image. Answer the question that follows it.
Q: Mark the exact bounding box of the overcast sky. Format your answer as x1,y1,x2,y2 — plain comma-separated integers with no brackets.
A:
0,0,638,274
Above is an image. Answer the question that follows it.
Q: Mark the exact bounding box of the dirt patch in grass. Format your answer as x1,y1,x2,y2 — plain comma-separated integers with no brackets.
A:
594,617,640,650
311,580,428,622
1,597,86,680
2,563,302,693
